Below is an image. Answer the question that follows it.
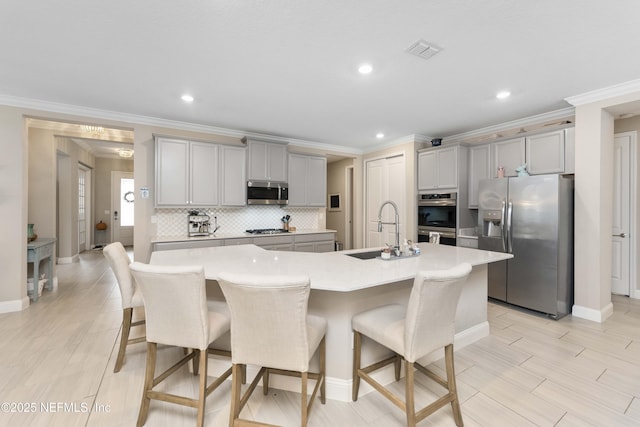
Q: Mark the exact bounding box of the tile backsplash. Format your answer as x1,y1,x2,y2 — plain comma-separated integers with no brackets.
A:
155,206,325,236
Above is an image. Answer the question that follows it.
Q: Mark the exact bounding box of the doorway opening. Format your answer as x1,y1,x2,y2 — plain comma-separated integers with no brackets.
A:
611,131,637,297
111,172,135,247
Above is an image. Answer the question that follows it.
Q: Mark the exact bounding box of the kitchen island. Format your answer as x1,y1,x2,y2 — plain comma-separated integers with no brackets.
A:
150,243,512,401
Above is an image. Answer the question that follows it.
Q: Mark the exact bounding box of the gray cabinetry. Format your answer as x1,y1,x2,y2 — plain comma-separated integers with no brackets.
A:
224,237,253,246
156,137,247,207
155,138,220,207
468,144,491,208
288,153,327,206
253,234,294,251
153,239,223,252
492,137,525,177
457,237,478,249
220,145,246,206
526,129,566,175
417,146,458,190
247,140,287,181
293,232,335,252
155,138,189,206
190,141,219,205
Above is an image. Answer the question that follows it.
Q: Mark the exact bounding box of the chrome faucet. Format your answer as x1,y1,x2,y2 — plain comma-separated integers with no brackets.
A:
377,200,400,250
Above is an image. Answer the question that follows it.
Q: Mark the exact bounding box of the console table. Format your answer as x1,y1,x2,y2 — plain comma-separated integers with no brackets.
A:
27,238,56,302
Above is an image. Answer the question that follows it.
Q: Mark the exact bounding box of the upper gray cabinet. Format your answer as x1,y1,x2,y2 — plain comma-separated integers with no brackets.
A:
526,129,566,175
220,145,246,206
467,144,491,208
156,137,246,207
492,137,526,177
156,137,219,206
288,153,327,206
247,140,287,182
417,146,458,190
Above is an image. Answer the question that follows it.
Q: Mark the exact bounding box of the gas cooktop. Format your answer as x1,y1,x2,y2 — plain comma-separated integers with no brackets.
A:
245,228,289,235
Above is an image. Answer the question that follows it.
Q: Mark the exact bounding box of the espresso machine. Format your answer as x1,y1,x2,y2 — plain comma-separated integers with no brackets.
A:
188,211,212,237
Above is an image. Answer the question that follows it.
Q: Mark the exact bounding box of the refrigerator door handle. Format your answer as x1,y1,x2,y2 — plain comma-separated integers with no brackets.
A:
506,200,513,253
500,200,507,252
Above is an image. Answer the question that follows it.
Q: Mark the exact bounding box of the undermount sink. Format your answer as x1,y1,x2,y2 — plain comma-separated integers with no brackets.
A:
345,249,421,261
345,250,382,260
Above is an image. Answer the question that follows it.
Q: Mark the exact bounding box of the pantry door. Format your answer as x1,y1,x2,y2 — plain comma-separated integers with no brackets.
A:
611,132,635,296
365,154,405,248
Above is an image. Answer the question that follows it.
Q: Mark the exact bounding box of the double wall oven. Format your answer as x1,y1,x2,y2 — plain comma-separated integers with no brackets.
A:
417,193,457,246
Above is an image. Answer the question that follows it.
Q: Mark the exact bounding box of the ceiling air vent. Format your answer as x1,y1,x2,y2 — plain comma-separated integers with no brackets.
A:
405,39,442,60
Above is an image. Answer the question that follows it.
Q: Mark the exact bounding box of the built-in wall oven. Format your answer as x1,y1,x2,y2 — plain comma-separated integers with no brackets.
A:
417,193,457,246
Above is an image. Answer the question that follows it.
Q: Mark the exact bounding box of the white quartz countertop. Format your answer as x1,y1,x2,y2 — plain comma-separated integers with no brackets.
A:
151,229,336,243
149,243,512,292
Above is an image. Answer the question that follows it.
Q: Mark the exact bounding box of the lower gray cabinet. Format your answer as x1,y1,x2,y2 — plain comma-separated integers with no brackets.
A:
153,239,223,251
293,233,336,252
253,235,295,251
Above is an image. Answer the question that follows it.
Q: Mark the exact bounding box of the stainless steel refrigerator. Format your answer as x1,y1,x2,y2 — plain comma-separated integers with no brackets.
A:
478,174,573,318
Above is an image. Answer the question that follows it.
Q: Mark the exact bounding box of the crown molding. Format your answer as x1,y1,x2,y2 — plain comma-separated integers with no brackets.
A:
443,107,575,145
0,94,359,154
363,134,432,154
565,79,640,106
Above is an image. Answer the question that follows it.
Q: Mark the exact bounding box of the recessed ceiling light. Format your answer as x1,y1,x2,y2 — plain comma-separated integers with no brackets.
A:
181,94,194,102
358,64,373,75
376,133,384,139
496,91,511,99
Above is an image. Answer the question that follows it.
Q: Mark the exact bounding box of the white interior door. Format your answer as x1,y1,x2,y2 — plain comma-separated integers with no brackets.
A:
365,155,405,248
78,166,87,252
111,172,134,247
611,133,631,295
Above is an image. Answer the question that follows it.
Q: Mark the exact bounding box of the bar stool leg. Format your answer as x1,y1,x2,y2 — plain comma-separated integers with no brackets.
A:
137,342,157,426
446,345,464,426
114,308,133,373
301,372,308,427
196,349,208,427
229,364,243,427
405,360,416,427
352,331,362,401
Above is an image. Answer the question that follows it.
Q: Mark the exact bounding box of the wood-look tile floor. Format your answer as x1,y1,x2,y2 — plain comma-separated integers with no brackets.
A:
1,249,639,426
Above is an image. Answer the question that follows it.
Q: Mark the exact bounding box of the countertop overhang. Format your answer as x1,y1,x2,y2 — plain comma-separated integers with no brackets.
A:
150,243,512,292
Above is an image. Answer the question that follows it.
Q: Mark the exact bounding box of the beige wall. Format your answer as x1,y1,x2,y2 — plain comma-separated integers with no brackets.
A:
28,128,57,241
0,106,28,311
572,90,640,321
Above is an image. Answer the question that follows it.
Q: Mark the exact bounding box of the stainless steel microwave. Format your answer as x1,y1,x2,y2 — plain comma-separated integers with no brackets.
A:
247,180,288,205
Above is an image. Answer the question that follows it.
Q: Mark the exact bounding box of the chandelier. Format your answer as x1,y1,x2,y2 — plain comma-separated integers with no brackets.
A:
118,149,134,158
82,125,105,136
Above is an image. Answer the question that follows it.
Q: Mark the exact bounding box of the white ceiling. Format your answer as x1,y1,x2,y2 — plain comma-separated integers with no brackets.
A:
3,1,640,151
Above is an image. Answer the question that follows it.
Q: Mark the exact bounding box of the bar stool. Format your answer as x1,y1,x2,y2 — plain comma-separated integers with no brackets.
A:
428,231,441,244
103,242,145,373
352,263,472,427
129,262,232,427
217,272,327,427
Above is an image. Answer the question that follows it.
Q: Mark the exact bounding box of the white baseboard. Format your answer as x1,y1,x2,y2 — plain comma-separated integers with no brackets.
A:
572,303,614,323
0,297,30,313
57,254,79,264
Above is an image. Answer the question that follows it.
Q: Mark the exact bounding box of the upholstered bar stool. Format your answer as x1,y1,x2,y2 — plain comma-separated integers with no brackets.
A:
352,263,472,427
129,262,232,427
217,272,327,427
103,242,145,373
